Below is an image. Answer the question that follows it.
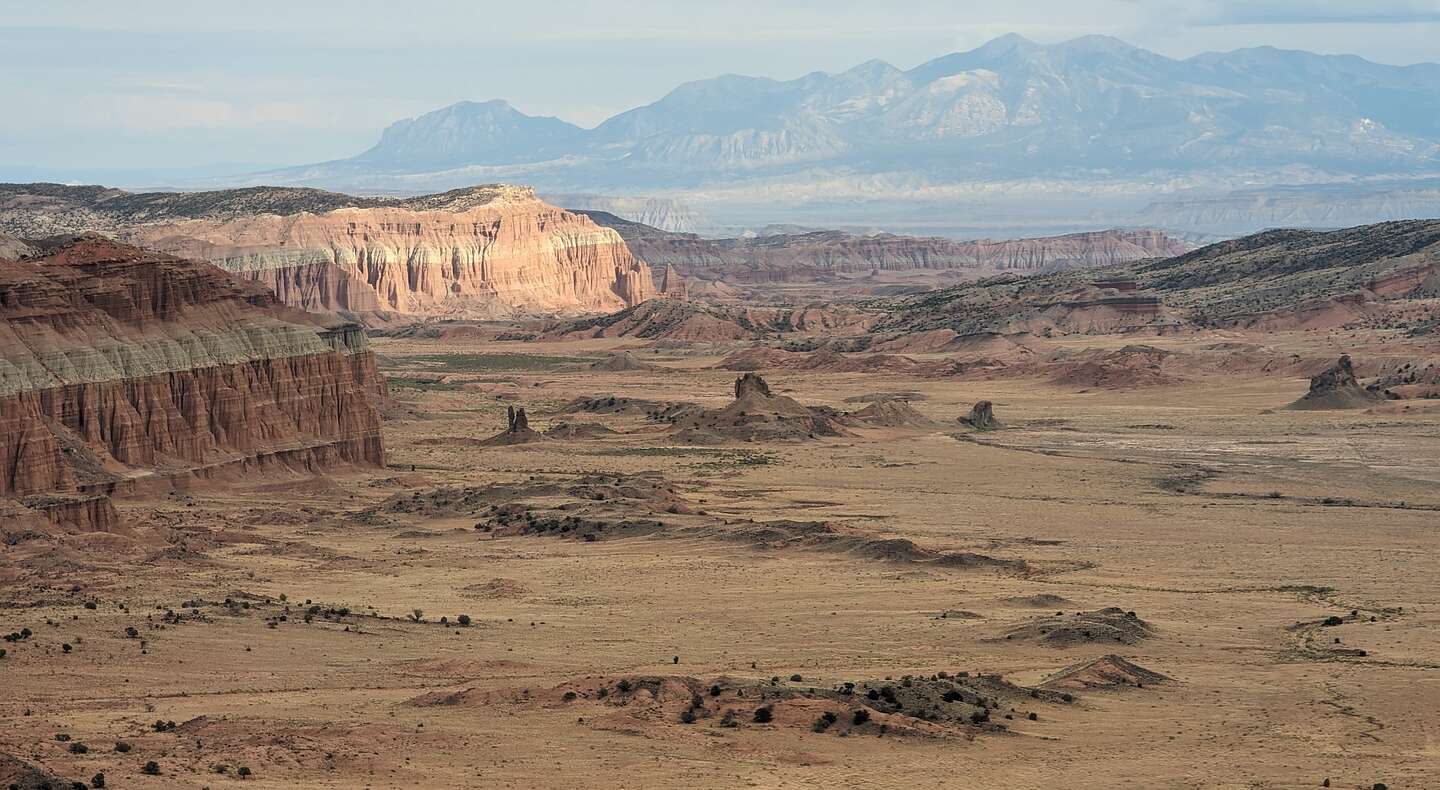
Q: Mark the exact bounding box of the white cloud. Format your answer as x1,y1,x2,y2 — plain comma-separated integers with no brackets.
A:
1127,0,1440,25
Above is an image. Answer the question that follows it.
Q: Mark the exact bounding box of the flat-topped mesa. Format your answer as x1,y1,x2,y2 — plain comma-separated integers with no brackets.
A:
580,215,1197,283
0,235,386,527
0,183,657,320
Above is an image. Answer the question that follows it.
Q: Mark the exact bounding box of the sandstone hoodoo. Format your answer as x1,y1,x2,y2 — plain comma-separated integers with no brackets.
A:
0,234,386,529
481,406,545,446
1286,355,1385,411
670,373,850,443
0,183,657,321
656,263,688,301
959,401,1003,431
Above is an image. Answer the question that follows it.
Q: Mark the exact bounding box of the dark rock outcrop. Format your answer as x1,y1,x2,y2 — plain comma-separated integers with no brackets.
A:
959,401,1003,431
1286,355,1384,410
734,372,772,398
481,406,545,446
670,373,850,443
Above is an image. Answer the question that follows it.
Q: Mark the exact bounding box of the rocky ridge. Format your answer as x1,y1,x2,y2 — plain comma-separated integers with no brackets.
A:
581,212,1194,284
877,220,1440,338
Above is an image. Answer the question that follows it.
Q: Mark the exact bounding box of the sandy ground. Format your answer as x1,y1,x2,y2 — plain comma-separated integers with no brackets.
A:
3,331,1439,789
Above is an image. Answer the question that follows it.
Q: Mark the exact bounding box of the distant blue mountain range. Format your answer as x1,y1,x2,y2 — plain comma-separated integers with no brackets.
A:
243,34,1440,235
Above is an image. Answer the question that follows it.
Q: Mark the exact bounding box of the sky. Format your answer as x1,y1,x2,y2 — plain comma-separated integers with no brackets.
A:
3,0,1439,179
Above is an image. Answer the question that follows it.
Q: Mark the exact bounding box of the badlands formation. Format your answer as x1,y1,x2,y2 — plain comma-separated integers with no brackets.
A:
2,194,1439,788
0,235,385,532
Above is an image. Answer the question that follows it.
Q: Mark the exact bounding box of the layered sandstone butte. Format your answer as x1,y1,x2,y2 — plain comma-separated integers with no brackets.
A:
0,234,385,528
0,183,656,320
578,211,1193,283
657,263,688,300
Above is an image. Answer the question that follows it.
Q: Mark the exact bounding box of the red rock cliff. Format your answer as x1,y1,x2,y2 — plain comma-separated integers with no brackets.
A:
0,235,386,527
116,186,656,318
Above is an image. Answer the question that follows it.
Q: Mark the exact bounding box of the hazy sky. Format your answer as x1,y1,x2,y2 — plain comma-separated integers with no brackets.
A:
3,0,1439,177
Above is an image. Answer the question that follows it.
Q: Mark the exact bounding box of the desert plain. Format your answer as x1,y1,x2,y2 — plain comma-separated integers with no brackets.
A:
4,326,1438,790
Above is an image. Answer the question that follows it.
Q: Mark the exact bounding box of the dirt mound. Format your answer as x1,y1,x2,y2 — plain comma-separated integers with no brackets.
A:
716,347,796,371
1047,345,1185,390
717,347,930,375
552,299,754,341
1005,593,1075,608
843,391,928,403
1042,655,1171,691
703,520,1029,573
958,400,1003,431
478,472,695,537
367,479,568,521
558,395,699,421
480,406,546,446
0,754,73,790
461,578,532,599
544,422,619,440
366,471,694,537
587,351,663,372
410,671,1067,739
669,373,851,442
995,607,1155,647
1365,358,1440,399
1286,354,1386,410
847,400,939,428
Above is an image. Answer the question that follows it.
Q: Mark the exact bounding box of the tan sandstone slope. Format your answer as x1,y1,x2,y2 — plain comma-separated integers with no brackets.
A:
0,184,657,319
0,234,386,530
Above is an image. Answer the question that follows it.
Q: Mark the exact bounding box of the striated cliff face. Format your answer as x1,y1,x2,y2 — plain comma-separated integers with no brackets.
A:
578,212,1193,284
0,183,656,320
0,234,386,529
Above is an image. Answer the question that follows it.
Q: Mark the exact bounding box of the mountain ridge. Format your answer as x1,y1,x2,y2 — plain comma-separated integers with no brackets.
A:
231,34,1440,236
